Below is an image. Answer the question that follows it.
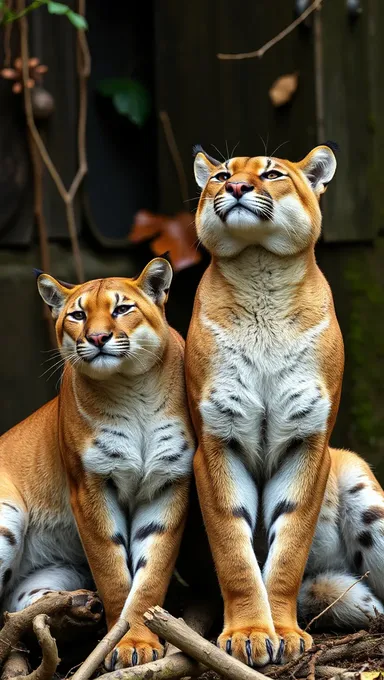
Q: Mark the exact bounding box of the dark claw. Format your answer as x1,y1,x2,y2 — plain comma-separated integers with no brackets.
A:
300,638,305,654
226,639,232,655
110,649,118,670
132,649,138,666
152,649,158,661
276,638,285,664
266,638,274,663
245,639,253,667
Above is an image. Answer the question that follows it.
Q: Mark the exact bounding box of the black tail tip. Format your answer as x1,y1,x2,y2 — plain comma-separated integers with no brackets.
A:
33,268,44,278
322,140,340,153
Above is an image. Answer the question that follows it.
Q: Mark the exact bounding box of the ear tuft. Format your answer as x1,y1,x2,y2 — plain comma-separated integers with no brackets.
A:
37,274,71,319
299,145,337,195
33,268,43,278
322,140,340,153
137,258,173,306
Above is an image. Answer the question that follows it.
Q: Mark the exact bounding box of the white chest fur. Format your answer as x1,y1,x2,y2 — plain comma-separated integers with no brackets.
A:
78,376,194,505
199,250,331,477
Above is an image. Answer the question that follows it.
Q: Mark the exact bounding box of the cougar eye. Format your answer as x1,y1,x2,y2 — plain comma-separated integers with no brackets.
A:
214,172,231,182
68,310,86,321
113,304,134,317
261,170,285,180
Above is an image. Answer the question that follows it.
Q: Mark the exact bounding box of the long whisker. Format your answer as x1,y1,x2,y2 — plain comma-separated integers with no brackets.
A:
270,139,290,158
230,141,240,158
210,144,226,162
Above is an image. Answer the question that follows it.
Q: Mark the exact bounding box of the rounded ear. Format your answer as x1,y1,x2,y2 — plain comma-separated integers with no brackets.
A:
137,258,173,306
193,145,221,189
37,274,72,319
298,145,337,195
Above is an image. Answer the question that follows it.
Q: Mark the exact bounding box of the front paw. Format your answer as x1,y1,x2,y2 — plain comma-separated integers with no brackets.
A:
218,626,283,667
274,626,313,663
105,631,164,669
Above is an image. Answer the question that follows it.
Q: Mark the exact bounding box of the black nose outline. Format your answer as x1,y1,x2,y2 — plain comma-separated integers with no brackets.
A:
225,181,254,199
86,332,113,347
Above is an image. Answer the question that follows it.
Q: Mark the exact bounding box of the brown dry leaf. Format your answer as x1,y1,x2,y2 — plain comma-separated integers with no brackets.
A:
129,210,202,272
269,72,299,107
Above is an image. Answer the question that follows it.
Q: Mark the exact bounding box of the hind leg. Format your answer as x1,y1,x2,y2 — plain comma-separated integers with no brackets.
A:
4,564,91,612
0,480,27,601
336,449,384,601
298,449,384,629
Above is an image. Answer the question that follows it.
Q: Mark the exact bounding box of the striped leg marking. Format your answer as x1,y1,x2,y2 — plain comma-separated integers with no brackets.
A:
105,480,189,669
70,476,131,631
194,440,281,668
263,439,329,662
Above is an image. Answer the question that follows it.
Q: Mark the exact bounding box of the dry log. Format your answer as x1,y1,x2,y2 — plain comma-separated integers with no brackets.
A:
312,666,348,679
144,605,270,680
19,615,59,680
0,590,102,667
70,618,129,680
1,649,29,680
101,651,202,680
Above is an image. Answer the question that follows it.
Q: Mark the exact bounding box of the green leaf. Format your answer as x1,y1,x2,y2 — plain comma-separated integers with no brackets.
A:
66,9,87,29
98,78,151,127
47,1,68,14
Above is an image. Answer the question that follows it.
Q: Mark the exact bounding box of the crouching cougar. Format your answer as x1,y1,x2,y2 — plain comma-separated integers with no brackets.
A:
185,145,384,667
0,258,195,669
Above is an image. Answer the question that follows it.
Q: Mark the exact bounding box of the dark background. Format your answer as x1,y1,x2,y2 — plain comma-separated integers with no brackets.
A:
0,0,383,476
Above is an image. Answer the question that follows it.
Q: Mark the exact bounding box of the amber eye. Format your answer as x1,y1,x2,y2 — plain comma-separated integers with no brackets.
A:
261,170,285,180
113,304,134,317
214,172,231,182
68,310,86,321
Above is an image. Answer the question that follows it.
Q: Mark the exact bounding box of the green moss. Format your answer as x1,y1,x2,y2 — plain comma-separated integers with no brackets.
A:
344,250,384,456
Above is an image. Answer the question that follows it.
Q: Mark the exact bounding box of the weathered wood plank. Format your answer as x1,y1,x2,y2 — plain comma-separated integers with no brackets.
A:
321,0,376,242
155,0,316,215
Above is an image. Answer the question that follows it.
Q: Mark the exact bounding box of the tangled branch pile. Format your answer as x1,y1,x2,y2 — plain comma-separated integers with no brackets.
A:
1,593,384,680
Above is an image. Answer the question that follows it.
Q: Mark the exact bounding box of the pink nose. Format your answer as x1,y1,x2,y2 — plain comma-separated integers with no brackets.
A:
226,181,254,199
86,332,112,347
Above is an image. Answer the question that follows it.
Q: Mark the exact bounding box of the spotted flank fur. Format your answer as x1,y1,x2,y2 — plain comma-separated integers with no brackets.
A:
299,447,384,629
0,258,194,670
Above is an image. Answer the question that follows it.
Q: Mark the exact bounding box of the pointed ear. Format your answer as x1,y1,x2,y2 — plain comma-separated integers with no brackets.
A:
298,145,337,195
193,145,220,189
137,258,173,306
37,274,72,319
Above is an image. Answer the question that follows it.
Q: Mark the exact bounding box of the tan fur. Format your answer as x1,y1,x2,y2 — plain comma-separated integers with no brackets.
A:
186,146,345,665
0,259,194,669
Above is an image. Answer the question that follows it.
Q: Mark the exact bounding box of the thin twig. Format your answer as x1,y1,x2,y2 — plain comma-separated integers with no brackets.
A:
17,0,87,282
27,130,56,347
70,618,129,680
217,0,323,60
159,111,189,205
305,572,370,632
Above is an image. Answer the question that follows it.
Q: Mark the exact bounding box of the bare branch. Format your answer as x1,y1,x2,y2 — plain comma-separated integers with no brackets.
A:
17,0,88,282
20,614,59,680
0,590,102,667
70,618,129,680
144,605,270,680
217,0,323,61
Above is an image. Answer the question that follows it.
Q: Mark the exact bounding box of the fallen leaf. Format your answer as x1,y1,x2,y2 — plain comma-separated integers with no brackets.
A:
269,72,299,107
129,210,202,272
